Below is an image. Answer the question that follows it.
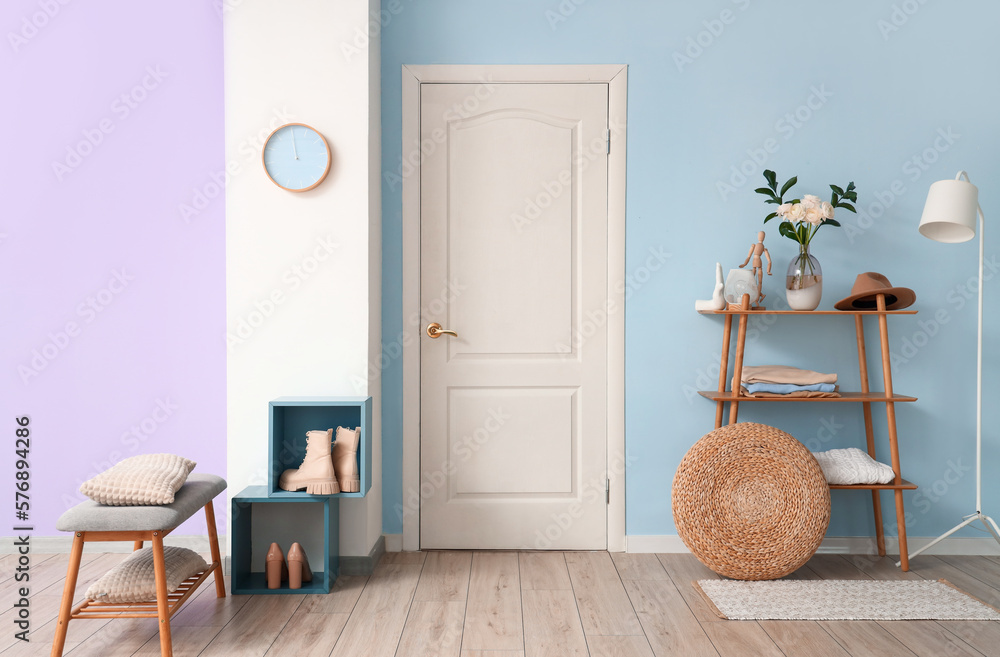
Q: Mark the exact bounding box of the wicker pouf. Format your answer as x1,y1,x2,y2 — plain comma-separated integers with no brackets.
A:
672,422,830,580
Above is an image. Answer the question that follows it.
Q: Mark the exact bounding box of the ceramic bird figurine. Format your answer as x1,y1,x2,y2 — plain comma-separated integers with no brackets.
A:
695,262,726,311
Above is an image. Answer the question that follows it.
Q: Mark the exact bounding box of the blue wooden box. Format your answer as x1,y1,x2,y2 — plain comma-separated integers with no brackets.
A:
267,396,372,498
230,486,339,594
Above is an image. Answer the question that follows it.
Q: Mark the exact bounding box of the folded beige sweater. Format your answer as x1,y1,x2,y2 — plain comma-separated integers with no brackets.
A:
738,365,838,386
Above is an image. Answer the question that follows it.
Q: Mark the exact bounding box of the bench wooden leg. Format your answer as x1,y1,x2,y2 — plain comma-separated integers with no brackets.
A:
204,500,227,598
151,532,174,657
133,540,144,551
50,533,85,657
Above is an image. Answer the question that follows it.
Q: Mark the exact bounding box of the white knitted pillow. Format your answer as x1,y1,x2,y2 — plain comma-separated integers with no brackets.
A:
813,448,895,485
86,546,207,603
79,454,196,506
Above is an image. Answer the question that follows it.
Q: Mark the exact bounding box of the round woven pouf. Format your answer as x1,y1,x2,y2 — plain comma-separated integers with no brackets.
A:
672,422,830,581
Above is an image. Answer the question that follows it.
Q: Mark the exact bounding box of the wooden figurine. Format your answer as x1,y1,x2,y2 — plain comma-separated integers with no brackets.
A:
739,230,772,308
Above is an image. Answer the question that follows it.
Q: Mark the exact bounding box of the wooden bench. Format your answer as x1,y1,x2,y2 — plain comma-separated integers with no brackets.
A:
51,474,227,657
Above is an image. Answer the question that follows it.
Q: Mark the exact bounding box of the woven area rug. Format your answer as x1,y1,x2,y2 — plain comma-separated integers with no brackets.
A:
695,579,1000,621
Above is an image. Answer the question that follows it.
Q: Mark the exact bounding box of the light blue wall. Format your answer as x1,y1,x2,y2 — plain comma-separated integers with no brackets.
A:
381,0,1000,540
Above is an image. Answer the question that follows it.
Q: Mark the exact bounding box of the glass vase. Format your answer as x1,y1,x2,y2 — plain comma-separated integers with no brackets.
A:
786,244,822,311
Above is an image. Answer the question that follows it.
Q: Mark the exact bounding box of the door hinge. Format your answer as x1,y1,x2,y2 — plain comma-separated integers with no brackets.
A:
605,129,611,154
605,478,610,504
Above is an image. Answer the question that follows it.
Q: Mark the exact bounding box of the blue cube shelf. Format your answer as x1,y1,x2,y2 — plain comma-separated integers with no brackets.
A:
267,396,372,498
230,486,339,595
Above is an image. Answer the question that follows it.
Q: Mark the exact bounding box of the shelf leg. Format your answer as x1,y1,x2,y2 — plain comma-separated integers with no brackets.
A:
50,533,84,657
876,294,910,570
855,314,885,557
728,294,751,425
715,313,734,429
204,500,227,598
152,531,175,657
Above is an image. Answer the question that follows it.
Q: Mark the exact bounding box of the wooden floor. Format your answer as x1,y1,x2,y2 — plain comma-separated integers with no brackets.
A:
5,551,1000,657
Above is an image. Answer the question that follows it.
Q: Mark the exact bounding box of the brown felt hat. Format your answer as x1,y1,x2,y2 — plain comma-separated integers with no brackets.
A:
834,272,916,310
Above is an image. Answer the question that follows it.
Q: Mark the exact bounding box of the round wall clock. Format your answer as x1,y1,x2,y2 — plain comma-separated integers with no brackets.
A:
261,123,332,192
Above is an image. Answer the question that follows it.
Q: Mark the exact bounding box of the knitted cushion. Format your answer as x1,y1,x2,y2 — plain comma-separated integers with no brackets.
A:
672,422,831,581
85,546,207,603
57,474,226,532
80,454,196,506
813,447,895,485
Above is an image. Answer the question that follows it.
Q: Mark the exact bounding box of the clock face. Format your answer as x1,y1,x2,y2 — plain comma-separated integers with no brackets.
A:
262,123,331,192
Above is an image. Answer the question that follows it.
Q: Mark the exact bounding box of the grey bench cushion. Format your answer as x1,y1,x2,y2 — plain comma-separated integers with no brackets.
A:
57,474,226,533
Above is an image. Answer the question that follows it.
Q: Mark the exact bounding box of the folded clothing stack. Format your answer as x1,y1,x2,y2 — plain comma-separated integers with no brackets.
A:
735,365,840,398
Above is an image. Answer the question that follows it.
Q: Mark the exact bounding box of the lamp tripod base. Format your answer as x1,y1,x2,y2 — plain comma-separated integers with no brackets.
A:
897,511,1000,567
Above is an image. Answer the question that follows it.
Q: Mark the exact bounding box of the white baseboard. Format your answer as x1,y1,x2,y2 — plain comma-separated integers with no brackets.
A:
625,535,688,553
384,534,403,552
626,535,1000,556
0,535,227,555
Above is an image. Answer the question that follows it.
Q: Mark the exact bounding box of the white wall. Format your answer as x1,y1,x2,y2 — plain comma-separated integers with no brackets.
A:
225,0,381,557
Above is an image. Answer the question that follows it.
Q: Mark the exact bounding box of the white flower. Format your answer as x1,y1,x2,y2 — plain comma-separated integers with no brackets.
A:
786,203,805,221
804,206,824,225
801,194,822,208
777,203,793,216
821,201,835,219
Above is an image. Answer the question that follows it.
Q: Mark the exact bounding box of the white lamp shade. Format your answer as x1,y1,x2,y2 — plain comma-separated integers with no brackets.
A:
918,178,979,243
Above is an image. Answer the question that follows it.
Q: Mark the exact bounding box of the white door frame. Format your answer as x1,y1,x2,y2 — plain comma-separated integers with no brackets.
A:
401,64,628,552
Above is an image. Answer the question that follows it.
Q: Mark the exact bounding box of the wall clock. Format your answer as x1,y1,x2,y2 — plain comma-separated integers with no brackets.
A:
261,123,332,192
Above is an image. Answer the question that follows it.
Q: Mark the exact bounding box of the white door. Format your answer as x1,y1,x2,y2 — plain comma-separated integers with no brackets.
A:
419,82,610,549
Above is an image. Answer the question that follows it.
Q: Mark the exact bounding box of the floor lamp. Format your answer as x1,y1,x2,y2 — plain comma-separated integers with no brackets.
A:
904,170,1000,564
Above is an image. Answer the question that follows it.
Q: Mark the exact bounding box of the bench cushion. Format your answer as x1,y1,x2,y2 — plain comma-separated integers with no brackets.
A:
57,474,226,533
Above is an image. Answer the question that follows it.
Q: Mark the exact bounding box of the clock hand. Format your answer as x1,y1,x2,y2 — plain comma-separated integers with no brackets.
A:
290,127,299,160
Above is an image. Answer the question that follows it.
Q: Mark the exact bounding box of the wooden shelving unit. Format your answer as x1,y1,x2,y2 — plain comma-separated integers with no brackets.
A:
699,293,918,571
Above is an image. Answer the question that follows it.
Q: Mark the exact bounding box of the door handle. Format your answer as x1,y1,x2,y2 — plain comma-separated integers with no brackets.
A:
426,322,458,338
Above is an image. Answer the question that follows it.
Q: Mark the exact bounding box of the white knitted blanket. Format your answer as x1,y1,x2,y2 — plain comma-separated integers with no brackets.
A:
812,448,895,485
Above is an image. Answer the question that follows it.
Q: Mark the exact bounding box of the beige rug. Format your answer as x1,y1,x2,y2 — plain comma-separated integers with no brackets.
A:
695,579,1000,621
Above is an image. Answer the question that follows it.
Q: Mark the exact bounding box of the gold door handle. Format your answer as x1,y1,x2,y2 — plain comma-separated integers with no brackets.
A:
426,322,458,338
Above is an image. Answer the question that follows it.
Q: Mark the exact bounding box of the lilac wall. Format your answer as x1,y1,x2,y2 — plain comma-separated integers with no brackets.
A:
2,1,225,535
